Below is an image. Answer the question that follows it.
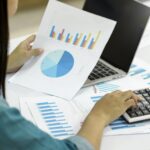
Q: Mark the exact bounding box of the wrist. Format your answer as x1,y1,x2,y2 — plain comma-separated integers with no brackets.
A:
89,109,109,127
78,111,106,150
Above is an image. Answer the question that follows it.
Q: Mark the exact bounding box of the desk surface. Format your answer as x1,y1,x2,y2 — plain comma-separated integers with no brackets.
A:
6,35,150,150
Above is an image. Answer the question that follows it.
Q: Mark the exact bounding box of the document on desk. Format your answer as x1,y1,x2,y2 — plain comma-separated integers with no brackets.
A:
73,58,150,114
9,0,116,100
20,98,37,125
73,77,150,135
128,58,150,86
20,96,83,140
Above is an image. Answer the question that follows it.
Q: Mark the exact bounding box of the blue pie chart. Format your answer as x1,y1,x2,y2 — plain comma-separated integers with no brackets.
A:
41,50,74,78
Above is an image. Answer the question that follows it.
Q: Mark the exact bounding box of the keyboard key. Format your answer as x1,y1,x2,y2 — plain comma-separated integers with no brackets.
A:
142,100,149,106
88,76,95,81
143,93,149,97
142,109,150,115
138,94,145,100
88,61,118,81
145,97,150,101
146,105,150,111
129,112,137,118
139,90,146,94
134,91,140,95
90,73,99,79
146,89,150,93
135,110,143,116
139,105,146,110
137,102,144,108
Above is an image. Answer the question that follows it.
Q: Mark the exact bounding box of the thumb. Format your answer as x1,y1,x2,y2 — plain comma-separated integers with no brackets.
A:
24,35,36,45
30,48,44,57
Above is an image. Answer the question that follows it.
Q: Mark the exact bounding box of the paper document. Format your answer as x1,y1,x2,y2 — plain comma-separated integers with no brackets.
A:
19,58,150,137
72,58,150,135
9,0,116,100
20,98,37,125
21,96,82,139
128,58,150,86
73,76,148,115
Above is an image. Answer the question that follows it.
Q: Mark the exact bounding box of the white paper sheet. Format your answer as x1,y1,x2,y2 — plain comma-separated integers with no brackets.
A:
20,98,37,125
128,58,150,86
23,96,83,139
9,0,116,100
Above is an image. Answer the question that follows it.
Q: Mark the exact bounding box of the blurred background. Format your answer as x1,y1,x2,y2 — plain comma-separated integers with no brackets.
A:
9,0,150,39
9,0,85,39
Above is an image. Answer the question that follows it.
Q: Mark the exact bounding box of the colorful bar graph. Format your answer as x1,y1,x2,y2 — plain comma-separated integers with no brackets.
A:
88,31,101,49
58,29,65,41
74,33,83,45
36,102,74,138
50,26,57,39
49,25,101,50
80,35,87,47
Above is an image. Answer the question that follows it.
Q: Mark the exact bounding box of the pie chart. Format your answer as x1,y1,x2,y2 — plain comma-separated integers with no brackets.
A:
41,50,74,78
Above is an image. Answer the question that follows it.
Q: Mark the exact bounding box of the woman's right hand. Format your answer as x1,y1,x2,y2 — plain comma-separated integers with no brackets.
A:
78,90,139,150
90,90,139,126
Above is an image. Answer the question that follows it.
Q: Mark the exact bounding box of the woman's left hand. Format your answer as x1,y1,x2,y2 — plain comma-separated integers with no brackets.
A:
7,35,44,73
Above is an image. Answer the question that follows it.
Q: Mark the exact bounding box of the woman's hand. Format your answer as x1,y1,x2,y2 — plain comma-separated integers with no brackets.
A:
90,90,139,126
78,90,139,150
7,35,44,73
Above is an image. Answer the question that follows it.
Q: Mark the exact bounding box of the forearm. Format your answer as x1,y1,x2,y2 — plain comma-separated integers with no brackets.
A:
78,113,106,150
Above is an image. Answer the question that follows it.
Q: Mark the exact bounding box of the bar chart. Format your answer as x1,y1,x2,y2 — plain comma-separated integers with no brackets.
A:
142,73,150,80
110,117,136,130
109,117,150,131
36,101,74,139
129,68,146,76
96,83,120,93
129,63,150,85
91,96,102,103
50,25,101,50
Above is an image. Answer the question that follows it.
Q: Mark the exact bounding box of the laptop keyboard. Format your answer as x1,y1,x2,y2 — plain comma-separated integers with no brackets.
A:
126,88,150,119
88,61,118,81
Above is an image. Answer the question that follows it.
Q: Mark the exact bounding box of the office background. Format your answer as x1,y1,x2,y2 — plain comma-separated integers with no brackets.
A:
9,0,86,38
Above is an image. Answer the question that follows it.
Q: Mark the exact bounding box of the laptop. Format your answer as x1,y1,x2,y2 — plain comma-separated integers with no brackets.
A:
83,0,150,87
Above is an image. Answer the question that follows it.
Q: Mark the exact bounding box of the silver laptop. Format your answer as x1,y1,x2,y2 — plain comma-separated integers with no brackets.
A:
84,0,150,87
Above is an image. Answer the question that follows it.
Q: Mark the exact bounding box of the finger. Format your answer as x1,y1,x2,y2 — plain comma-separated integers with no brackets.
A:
24,35,36,44
121,91,137,101
131,93,140,103
125,98,136,109
30,48,44,57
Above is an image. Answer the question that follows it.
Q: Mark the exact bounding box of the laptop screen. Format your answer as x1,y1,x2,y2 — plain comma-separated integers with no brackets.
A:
83,0,150,72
